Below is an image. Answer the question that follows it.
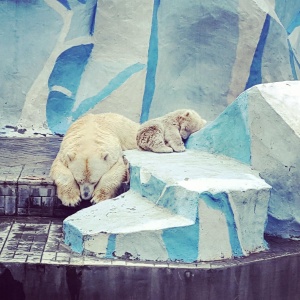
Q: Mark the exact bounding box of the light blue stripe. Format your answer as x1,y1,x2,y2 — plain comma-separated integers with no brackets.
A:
287,11,300,34
106,234,116,258
200,192,243,257
72,62,145,121
288,39,298,80
245,14,270,90
186,91,251,165
140,0,160,123
63,222,83,253
162,216,199,263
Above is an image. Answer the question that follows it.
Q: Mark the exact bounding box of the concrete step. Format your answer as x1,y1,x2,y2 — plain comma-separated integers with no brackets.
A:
1,215,300,300
64,190,194,260
64,150,271,262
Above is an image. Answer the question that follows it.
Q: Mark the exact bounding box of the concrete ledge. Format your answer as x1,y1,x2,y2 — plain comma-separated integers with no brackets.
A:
64,150,271,262
0,137,130,218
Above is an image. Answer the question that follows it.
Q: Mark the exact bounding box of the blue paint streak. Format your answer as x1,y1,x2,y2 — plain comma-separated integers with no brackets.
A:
157,186,199,221
57,0,71,10
186,91,251,165
106,234,116,258
46,91,74,134
63,222,83,253
48,44,94,95
288,39,299,80
162,216,199,262
200,192,243,257
140,176,166,203
128,165,141,194
140,0,160,123
72,63,145,121
287,11,300,34
89,2,97,35
47,44,93,134
245,14,270,90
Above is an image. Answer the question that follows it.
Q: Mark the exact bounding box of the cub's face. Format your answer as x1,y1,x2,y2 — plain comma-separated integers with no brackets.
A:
66,151,114,201
179,111,207,139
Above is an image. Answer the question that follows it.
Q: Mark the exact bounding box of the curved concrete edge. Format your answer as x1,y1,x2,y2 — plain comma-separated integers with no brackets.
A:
2,234,300,300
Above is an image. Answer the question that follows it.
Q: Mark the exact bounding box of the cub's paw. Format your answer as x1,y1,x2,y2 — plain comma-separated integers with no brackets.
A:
172,145,186,152
152,146,173,153
168,140,185,152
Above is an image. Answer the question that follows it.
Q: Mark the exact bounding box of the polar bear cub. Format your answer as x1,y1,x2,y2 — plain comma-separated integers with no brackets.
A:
50,113,139,207
137,109,206,153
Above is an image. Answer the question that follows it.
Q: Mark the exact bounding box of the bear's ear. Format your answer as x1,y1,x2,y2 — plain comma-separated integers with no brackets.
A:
67,152,76,162
100,151,109,161
184,111,190,117
62,152,76,165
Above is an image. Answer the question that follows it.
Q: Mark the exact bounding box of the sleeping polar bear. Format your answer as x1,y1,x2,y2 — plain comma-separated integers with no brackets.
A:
50,113,139,206
137,109,206,153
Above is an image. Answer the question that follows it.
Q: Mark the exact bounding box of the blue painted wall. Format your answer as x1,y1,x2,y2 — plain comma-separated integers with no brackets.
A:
0,0,299,135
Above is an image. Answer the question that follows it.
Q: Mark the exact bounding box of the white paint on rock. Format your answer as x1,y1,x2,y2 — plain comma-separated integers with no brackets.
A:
198,199,232,261
227,0,266,104
115,231,169,261
125,150,271,194
228,189,269,253
64,190,193,236
248,82,300,237
257,81,300,137
87,69,146,123
84,233,110,257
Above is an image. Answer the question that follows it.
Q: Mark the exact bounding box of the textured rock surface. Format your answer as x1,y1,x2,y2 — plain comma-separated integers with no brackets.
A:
64,150,270,262
1,1,299,135
187,81,300,239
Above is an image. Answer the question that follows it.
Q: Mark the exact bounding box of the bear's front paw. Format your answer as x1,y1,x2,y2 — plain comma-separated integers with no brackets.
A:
151,145,173,153
91,189,114,204
57,186,81,207
167,140,186,152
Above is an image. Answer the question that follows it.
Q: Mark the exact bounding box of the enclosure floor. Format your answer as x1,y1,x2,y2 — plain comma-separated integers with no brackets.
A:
0,215,299,269
1,137,300,268
0,216,197,268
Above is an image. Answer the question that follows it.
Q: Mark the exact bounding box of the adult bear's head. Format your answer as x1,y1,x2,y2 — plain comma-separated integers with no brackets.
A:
63,141,122,201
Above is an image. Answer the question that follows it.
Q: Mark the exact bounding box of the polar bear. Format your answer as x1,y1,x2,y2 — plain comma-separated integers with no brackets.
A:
50,113,139,206
137,109,206,153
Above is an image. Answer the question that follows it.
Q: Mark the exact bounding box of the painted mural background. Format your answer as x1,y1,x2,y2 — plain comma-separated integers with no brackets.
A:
0,0,300,136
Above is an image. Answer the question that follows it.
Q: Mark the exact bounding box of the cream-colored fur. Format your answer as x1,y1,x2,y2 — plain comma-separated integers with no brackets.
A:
50,113,139,206
137,109,206,153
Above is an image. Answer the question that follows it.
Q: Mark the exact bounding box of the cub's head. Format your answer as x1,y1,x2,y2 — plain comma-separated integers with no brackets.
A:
63,145,121,201
179,110,207,139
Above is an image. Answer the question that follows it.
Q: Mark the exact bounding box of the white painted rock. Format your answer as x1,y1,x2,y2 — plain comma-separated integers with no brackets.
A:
64,150,270,262
187,81,300,239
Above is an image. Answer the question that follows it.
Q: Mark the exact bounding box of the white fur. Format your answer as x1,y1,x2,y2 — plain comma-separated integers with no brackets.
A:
50,113,139,206
137,109,206,153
